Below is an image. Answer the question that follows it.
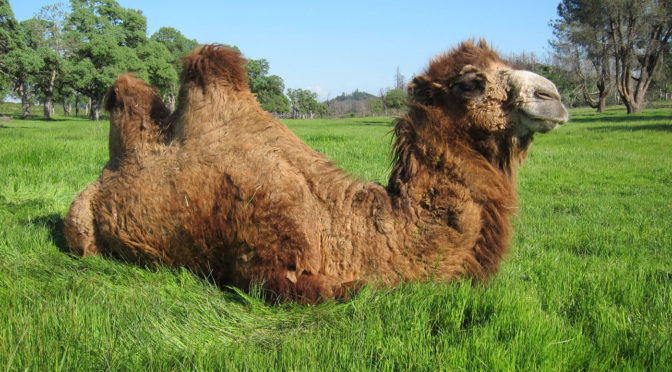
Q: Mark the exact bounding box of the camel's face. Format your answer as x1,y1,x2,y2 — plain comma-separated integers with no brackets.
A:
500,67,569,134
437,62,568,135
410,42,568,136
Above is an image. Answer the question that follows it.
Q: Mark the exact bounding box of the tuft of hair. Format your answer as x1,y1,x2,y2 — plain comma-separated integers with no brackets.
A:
408,39,505,105
104,74,168,116
427,38,503,81
180,44,248,91
103,74,171,167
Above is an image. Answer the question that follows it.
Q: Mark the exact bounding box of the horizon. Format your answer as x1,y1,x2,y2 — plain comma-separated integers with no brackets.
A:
10,0,560,101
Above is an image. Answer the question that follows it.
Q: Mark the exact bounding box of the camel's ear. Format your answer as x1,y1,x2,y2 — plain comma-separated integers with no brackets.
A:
180,44,248,91
408,75,434,104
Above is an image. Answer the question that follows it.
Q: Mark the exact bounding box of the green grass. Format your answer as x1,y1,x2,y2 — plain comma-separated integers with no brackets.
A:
1,108,671,370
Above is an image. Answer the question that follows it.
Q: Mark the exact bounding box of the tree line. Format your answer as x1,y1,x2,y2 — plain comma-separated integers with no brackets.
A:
550,0,672,113
0,0,328,120
3,0,669,120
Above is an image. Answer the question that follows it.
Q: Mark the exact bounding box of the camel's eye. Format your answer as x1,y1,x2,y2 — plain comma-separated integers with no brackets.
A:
450,72,486,100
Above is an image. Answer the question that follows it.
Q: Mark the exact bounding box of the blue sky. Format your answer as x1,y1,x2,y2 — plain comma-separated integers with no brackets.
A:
11,0,561,100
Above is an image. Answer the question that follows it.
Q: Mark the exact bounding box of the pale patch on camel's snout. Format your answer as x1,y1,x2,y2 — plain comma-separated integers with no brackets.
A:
505,69,569,134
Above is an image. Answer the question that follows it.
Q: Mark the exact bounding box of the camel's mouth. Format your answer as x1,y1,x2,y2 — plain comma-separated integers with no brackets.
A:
519,109,568,133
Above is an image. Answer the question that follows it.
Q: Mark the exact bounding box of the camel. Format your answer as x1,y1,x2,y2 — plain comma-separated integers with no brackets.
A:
64,40,568,302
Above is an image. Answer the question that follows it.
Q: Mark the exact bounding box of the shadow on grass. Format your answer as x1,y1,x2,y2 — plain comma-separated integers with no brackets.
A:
571,114,672,124
28,213,276,304
0,125,31,129
31,214,69,253
358,120,394,127
587,124,672,132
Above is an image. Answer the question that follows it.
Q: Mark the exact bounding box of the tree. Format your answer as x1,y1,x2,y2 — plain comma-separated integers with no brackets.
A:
66,0,148,120
246,58,290,113
19,3,70,120
4,20,44,118
54,57,76,115
551,6,612,112
287,88,325,118
0,0,21,96
384,88,407,109
554,0,672,113
136,38,177,106
151,26,197,58
394,67,405,90
150,26,197,111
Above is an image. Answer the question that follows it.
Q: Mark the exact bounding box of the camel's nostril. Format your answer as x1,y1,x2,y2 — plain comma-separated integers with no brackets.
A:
535,89,559,101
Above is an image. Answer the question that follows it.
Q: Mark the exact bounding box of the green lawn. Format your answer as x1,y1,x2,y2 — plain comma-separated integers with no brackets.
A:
0,107,670,370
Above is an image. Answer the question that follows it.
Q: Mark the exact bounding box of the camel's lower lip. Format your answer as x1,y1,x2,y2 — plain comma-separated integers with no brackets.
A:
519,112,565,133
522,111,567,125
534,121,560,133
539,119,564,128
518,100,570,126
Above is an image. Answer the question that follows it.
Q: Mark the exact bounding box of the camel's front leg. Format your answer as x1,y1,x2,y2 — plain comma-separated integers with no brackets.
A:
65,74,171,257
64,178,102,256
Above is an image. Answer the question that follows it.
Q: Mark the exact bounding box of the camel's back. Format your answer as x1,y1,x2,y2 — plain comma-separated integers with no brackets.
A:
175,102,405,284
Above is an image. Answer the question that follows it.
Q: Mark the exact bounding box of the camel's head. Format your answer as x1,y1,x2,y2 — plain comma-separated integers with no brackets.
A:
408,40,568,137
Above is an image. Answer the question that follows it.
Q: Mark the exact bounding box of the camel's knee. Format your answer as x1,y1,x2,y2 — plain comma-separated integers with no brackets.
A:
64,179,101,256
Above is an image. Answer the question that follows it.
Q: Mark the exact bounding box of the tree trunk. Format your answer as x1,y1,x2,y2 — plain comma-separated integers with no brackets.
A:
90,97,101,121
85,97,91,117
43,70,56,120
17,83,31,119
168,85,176,112
43,95,53,120
597,94,607,113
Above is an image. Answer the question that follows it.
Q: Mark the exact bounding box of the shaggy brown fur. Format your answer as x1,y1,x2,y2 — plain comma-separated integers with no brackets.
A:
65,41,568,302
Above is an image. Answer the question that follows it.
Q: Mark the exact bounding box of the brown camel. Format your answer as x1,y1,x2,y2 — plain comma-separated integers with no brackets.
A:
64,40,568,302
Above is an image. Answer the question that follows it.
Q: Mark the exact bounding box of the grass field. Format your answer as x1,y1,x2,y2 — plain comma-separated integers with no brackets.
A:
0,107,671,370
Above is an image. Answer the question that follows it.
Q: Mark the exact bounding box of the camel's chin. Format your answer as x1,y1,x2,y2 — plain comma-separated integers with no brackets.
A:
520,115,565,134
532,119,562,133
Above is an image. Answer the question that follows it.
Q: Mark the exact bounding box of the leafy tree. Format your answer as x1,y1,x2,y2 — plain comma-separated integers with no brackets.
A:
0,0,17,51
551,5,612,112
554,0,672,113
315,101,330,117
246,58,290,113
136,39,177,105
369,98,384,114
0,0,21,95
20,4,69,120
151,26,197,58
54,57,77,115
384,88,407,109
150,26,197,111
66,0,148,120
4,20,44,118
287,88,326,118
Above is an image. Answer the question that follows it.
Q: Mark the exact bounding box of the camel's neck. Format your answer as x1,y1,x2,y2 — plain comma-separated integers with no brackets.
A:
386,106,529,277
